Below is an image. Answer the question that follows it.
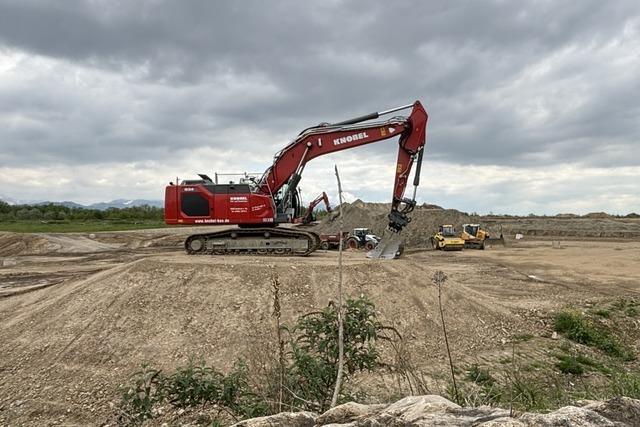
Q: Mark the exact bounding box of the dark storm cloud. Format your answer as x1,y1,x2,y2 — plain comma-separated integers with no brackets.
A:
0,0,639,170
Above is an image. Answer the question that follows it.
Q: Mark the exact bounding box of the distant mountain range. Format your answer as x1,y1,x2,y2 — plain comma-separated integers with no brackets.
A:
0,196,163,210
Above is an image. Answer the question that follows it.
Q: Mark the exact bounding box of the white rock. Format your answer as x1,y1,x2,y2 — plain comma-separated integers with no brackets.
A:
231,411,317,427
519,405,618,426
316,402,387,424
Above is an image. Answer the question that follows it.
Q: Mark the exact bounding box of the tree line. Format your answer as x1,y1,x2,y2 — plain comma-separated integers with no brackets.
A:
0,201,163,221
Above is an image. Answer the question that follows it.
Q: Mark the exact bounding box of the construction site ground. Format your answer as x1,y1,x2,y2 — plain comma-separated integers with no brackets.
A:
0,215,639,425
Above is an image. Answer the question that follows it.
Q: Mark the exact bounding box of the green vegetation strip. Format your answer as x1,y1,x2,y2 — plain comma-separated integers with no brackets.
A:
0,201,167,232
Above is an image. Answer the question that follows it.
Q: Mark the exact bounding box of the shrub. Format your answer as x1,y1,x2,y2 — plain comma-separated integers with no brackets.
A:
165,359,224,408
286,296,390,411
117,360,267,425
117,364,166,425
555,355,585,375
554,311,634,360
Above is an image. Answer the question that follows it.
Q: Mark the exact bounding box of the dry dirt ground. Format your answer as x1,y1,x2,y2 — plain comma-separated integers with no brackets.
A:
0,224,639,425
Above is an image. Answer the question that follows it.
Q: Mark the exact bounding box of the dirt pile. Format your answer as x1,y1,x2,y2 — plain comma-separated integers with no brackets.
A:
3,242,611,425
484,216,640,240
0,233,57,256
312,201,640,246
0,231,184,257
313,202,477,247
0,232,118,256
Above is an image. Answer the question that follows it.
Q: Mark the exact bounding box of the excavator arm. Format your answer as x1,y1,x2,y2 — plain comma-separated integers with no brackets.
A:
299,191,332,224
258,101,428,232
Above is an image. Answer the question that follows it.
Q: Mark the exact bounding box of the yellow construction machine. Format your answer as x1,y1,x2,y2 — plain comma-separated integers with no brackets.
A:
460,223,505,249
430,225,465,251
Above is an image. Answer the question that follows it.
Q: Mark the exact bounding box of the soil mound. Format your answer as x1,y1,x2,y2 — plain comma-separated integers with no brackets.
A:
0,232,118,256
313,202,476,247
313,202,640,244
584,212,612,219
0,231,183,257
0,252,546,425
0,233,52,256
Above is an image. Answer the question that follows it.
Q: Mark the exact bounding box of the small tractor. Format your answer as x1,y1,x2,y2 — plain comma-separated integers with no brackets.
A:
319,228,380,251
430,225,465,251
345,228,380,251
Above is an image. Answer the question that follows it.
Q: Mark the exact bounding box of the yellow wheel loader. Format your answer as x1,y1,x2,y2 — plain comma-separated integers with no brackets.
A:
461,223,505,249
430,225,465,251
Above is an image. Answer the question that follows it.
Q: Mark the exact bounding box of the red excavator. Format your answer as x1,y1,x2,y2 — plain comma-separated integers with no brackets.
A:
294,191,332,224
164,101,428,258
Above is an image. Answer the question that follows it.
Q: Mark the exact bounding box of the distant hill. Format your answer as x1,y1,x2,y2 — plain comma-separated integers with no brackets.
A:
86,199,163,210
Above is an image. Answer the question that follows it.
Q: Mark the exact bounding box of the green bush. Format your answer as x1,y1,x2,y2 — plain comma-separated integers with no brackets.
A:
554,311,634,360
117,360,267,425
626,306,638,317
118,364,166,425
509,373,550,411
165,359,224,408
555,355,585,375
287,296,390,411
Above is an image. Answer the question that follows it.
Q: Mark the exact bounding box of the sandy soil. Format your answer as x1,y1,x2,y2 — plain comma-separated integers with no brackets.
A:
0,226,639,425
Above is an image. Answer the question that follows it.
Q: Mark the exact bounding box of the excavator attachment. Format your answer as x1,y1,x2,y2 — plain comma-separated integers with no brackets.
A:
366,231,405,259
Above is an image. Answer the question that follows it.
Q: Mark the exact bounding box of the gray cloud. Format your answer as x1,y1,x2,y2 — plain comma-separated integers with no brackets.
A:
0,0,638,213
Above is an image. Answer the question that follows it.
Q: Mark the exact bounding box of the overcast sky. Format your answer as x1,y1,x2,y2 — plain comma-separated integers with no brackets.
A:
1,0,638,214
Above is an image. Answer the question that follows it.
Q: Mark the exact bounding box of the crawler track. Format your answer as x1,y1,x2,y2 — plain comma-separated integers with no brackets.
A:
184,227,320,256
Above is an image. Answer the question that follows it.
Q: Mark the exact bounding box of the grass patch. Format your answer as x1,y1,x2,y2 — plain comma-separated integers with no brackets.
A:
514,333,534,342
610,371,640,399
626,306,639,317
553,353,598,375
554,311,635,360
466,364,495,385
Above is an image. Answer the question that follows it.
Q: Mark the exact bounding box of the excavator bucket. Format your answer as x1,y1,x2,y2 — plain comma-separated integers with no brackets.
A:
366,232,404,260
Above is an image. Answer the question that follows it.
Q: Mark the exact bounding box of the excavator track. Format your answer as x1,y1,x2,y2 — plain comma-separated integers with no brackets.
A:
184,227,320,256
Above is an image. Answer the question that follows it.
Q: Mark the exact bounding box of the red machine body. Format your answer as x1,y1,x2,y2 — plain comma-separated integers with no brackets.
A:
164,183,275,226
